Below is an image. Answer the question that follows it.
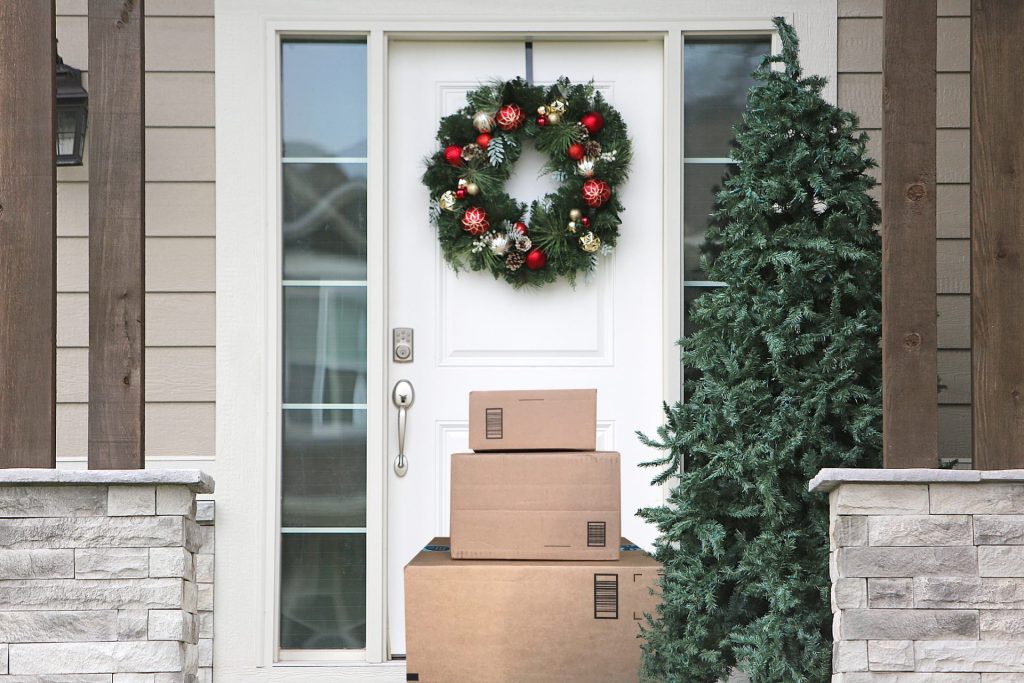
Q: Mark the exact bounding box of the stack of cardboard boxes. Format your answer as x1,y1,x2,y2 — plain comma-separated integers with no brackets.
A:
405,389,662,683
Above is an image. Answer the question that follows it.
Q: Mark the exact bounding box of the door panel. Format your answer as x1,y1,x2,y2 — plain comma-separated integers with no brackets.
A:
386,39,664,656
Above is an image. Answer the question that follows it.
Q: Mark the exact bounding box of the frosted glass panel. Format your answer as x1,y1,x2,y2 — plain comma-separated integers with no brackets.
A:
280,534,366,649
282,41,368,158
683,39,769,158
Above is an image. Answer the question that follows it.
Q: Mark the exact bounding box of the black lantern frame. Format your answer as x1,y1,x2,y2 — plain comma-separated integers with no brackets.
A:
56,55,88,166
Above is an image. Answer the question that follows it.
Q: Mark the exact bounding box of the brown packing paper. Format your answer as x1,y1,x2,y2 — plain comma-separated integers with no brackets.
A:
468,388,597,452
451,451,620,560
404,537,661,683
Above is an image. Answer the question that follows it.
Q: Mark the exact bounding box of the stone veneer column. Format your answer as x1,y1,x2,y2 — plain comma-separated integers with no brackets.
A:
811,468,1024,682
0,469,213,683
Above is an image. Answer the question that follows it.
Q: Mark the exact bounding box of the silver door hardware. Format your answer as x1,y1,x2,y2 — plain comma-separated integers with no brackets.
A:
392,380,414,477
393,327,414,363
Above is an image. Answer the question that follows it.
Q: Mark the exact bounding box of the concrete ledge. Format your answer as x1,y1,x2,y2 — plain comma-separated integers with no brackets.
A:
0,470,214,494
810,468,1024,493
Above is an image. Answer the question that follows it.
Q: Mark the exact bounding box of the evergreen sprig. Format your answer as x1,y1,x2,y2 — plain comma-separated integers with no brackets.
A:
421,77,633,288
637,18,882,682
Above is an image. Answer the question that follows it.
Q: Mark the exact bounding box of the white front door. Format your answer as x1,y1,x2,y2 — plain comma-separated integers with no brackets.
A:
386,38,666,655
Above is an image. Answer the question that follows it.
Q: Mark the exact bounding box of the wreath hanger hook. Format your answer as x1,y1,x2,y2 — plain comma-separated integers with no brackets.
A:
524,41,533,85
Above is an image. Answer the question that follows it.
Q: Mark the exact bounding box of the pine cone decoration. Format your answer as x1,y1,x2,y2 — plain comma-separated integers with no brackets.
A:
584,140,602,158
505,251,525,271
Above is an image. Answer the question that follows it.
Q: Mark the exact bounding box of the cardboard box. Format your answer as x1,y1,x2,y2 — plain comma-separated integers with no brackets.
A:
405,537,661,683
468,388,597,452
451,451,620,560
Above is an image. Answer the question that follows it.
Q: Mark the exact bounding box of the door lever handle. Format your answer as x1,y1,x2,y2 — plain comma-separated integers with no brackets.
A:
392,380,414,476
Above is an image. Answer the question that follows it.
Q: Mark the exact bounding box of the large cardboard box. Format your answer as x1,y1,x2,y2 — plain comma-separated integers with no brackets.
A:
451,451,620,560
468,388,597,452
405,537,661,683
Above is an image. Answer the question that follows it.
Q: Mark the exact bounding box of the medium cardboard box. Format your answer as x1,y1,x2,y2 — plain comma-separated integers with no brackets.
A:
404,537,661,683
468,388,597,452
450,451,620,560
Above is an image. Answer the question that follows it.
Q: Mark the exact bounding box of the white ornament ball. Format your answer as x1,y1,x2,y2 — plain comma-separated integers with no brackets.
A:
568,208,582,221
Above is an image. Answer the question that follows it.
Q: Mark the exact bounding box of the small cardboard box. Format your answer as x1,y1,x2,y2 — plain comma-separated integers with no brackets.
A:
468,388,597,452
404,537,661,683
450,451,620,560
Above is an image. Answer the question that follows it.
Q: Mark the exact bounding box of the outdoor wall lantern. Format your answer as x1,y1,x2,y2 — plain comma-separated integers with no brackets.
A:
56,55,88,166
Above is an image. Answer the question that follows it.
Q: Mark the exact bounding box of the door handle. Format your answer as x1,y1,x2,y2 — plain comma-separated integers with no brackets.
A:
392,380,414,477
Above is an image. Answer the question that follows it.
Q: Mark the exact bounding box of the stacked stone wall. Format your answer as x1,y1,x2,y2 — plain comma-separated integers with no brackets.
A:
822,472,1024,681
0,471,213,683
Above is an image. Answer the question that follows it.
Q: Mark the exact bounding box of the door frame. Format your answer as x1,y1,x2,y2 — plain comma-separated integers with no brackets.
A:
215,2,836,678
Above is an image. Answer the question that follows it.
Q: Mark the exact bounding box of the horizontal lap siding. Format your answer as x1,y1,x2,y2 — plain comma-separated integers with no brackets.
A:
55,6,215,466
838,1,972,462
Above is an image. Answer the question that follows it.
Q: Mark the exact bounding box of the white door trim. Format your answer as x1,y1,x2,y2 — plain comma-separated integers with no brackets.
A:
215,1,836,679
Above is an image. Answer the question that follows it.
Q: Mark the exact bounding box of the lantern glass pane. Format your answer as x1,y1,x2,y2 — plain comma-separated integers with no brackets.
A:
56,110,78,158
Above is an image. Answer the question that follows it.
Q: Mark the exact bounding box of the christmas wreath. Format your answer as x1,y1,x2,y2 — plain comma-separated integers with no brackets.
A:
422,77,632,287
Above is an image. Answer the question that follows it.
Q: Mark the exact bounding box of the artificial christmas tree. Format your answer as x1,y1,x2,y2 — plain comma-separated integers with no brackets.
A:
638,18,882,683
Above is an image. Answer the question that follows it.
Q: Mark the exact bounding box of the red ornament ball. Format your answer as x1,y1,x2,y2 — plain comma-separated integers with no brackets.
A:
536,116,547,127
512,221,529,235
582,179,611,208
455,188,467,199
444,145,464,166
476,132,492,149
496,103,525,131
580,111,605,135
567,143,586,161
461,206,490,236
581,216,591,228
525,249,547,270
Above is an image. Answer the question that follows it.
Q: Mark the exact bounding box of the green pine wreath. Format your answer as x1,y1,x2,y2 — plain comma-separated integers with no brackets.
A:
422,77,633,287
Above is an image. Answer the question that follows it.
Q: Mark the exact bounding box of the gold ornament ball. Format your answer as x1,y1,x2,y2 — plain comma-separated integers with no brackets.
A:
439,191,457,212
466,182,480,196
472,111,495,132
546,112,560,125
568,208,582,221
580,231,602,253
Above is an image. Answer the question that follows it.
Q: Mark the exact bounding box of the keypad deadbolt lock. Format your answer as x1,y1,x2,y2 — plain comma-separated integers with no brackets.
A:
393,327,413,363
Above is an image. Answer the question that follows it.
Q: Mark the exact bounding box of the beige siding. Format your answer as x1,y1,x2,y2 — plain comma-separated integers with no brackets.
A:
837,0,972,462
55,6,215,465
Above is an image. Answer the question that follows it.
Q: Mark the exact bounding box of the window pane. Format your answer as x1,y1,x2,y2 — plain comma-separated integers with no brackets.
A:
683,163,734,281
282,409,367,528
283,163,368,281
282,41,368,158
684,39,769,158
280,533,366,649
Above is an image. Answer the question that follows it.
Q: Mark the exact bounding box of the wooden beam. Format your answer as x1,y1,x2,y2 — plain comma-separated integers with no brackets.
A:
882,0,938,468
0,2,57,468
88,0,145,469
972,1,1024,469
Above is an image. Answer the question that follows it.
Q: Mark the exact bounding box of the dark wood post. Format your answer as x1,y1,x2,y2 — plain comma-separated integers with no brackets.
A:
0,2,58,468
88,0,145,469
882,0,939,468
971,1,1024,469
